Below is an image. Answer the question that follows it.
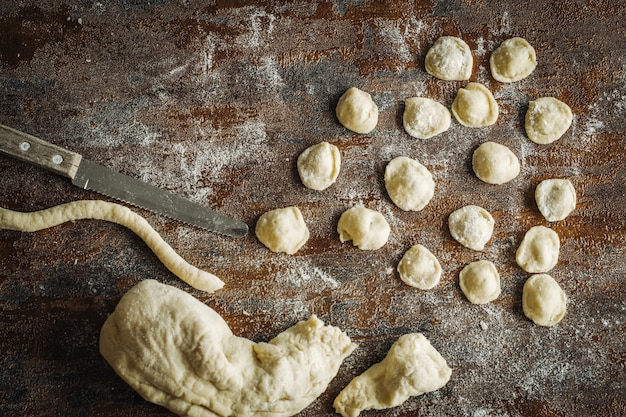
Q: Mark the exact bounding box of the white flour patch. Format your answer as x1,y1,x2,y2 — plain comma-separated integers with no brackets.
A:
272,258,340,289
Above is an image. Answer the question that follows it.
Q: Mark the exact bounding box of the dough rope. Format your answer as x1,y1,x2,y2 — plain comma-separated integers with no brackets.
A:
0,200,224,293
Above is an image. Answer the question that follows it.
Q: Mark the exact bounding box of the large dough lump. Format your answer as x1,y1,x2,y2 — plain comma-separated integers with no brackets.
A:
100,280,357,417
334,333,451,417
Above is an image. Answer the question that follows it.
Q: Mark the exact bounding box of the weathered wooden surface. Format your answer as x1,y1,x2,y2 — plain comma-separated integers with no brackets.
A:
1,1,625,416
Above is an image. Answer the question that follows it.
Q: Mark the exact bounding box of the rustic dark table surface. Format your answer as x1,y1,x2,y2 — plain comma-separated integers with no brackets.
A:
1,1,625,416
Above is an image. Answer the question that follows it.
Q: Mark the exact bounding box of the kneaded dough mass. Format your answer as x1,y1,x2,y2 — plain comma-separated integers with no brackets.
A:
459,260,501,304
337,205,390,250
384,156,435,211
297,141,341,191
255,206,310,254
490,37,537,83
334,333,451,417
535,178,577,221
100,280,357,417
525,97,573,144
397,244,442,290
516,225,560,273
451,82,499,127
472,141,521,185
403,97,451,139
425,36,473,81
336,87,379,134
448,205,495,251
522,274,567,327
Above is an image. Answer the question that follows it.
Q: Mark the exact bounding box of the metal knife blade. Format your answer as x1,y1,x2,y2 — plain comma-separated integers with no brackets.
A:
0,123,248,237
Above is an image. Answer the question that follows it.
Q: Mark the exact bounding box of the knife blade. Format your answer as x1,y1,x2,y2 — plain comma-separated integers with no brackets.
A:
0,124,248,237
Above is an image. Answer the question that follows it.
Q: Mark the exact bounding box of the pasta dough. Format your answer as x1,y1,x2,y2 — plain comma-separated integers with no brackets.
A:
100,280,357,417
334,333,451,417
489,37,537,83
255,206,310,254
335,87,379,134
297,141,341,191
451,82,499,127
522,274,567,327
516,225,560,273
448,205,494,251
425,36,473,81
459,260,501,304
337,205,390,250
535,178,577,221
403,97,451,139
525,97,573,144
472,141,521,185
384,156,435,211
0,200,224,293
397,244,442,290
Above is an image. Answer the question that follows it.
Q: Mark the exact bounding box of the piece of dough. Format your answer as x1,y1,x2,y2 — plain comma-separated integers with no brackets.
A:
0,200,223,292
100,280,357,417
334,333,451,417
397,244,442,290
335,87,379,134
297,142,341,191
472,141,521,185
448,205,494,251
337,205,390,250
403,97,451,139
424,36,473,81
516,225,560,273
489,37,537,83
451,82,499,127
255,206,310,254
522,274,567,327
459,260,501,304
525,97,573,144
535,178,577,221
384,156,435,211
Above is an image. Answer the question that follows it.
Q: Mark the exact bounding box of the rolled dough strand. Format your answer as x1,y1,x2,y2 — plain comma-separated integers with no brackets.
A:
0,200,224,293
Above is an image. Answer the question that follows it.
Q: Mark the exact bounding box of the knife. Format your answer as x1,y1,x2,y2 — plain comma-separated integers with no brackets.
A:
0,124,248,237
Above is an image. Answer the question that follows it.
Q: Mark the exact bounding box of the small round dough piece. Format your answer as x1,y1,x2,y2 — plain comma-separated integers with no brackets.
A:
522,273,567,327
425,36,473,81
403,97,451,139
490,37,537,83
525,97,573,144
255,206,310,254
535,178,576,222
448,205,495,251
297,142,341,191
451,83,499,127
336,87,379,134
459,260,501,304
337,206,390,250
516,225,560,273
472,141,521,185
397,244,442,290
384,156,435,211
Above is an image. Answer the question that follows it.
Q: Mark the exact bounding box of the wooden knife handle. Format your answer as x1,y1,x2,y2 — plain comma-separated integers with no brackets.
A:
0,124,82,179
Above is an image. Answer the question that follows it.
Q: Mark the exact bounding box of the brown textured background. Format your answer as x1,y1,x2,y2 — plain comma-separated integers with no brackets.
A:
1,1,625,416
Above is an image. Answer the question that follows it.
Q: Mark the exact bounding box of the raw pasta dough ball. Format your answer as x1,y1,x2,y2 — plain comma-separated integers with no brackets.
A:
535,178,577,221
425,36,473,81
448,205,494,251
337,206,390,250
516,225,560,273
522,274,567,327
255,206,310,254
451,83,499,127
384,156,435,211
397,244,442,290
335,87,379,134
403,97,451,139
472,141,521,185
489,37,537,83
297,142,341,191
459,260,501,304
525,97,573,144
